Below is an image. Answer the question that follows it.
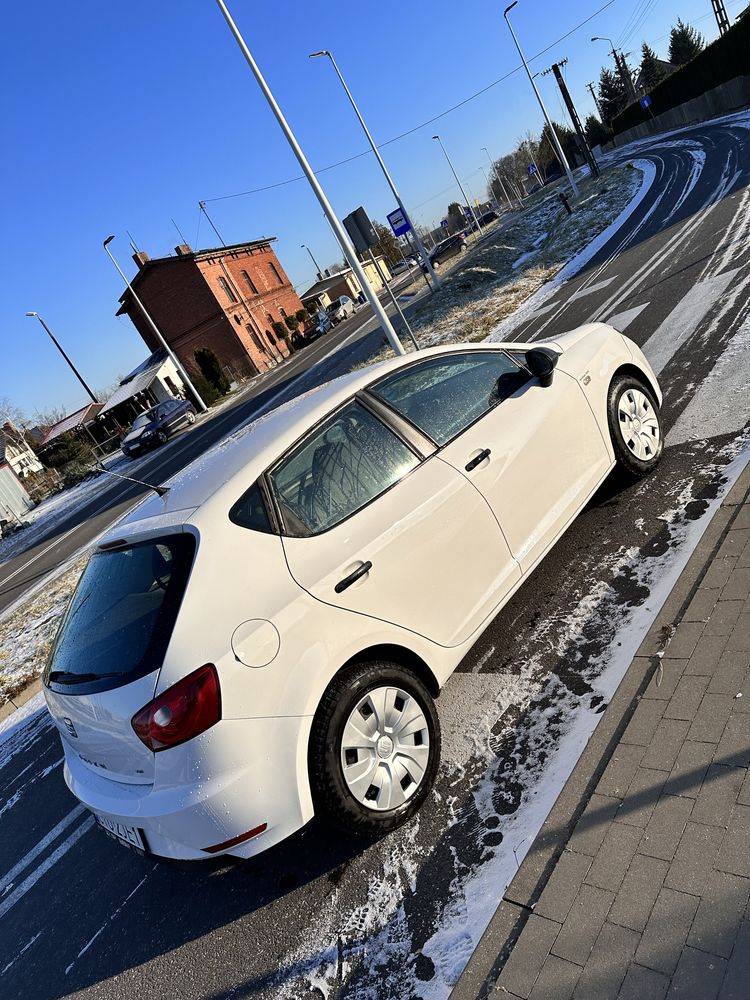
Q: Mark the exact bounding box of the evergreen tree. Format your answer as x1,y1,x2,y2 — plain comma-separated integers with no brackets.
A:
584,115,609,147
370,221,403,267
639,42,669,90
668,18,704,65
194,347,230,395
597,67,628,127
447,202,466,233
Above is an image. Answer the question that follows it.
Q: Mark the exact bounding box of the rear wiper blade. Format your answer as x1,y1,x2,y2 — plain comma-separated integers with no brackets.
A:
48,670,128,684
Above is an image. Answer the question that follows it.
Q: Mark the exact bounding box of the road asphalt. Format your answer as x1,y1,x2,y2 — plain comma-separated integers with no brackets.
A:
1,114,749,1000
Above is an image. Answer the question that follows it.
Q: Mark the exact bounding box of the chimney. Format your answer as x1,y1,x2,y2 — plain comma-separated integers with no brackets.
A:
174,244,192,256
132,250,150,269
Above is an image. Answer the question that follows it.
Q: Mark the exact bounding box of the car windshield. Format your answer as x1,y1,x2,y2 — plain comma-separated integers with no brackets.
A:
328,300,341,310
45,535,196,691
131,411,156,430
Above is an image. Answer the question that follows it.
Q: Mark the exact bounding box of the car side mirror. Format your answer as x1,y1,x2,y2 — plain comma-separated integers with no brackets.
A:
525,347,559,388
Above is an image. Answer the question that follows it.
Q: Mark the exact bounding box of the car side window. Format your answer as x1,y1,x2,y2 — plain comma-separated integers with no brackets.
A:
229,482,273,534
269,401,420,536
369,352,531,447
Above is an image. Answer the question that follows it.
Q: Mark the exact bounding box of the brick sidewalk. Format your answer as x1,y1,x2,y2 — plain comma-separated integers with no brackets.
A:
454,459,750,1000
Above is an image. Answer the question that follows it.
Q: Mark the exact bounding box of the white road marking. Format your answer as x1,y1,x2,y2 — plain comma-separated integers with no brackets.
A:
604,303,650,333
0,804,86,898
0,931,42,977
64,868,154,976
0,815,93,920
568,276,617,302
669,311,750,445
641,267,740,375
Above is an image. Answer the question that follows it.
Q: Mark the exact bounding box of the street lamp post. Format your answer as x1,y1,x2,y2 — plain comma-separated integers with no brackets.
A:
102,236,208,413
301,243,322,279
215,1,405,357
432,135,483,234
482,147,516,210
25,312,99,405
309,49,440,293
503,2,579,198
591,36,637,102
480,166,502,214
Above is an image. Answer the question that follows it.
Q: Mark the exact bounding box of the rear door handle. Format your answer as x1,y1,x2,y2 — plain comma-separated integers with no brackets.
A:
465,448,491,472
335,561,373,594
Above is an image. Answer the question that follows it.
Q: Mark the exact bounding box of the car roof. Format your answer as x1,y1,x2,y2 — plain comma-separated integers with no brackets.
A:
100,337,565,544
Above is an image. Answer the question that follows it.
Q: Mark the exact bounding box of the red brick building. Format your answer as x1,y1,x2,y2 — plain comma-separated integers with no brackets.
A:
116,239,304,380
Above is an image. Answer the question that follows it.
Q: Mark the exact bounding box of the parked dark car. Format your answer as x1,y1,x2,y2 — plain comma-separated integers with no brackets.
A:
429,233,468,267
304,310,333,342
121,399,197,457
479,210,499,225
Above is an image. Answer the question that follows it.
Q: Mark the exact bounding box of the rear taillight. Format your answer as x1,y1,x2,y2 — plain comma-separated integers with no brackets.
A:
131,664,221,752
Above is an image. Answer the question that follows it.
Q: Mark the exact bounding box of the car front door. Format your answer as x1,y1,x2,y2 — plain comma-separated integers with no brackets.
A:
270,398,520,648
368,350,611,576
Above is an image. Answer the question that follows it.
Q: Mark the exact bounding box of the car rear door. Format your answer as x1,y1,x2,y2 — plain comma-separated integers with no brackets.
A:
271,397,520,648
368,350,610,576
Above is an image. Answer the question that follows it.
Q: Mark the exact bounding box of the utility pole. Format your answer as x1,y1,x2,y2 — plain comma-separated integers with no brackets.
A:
543,60,600,177
712,0,730,34
25,312,99,405
301,243,322,280
504,3,579,198
432,134,484,233
215,0,406,356
198,201,226,247
587,81,603,119
592,36,637,103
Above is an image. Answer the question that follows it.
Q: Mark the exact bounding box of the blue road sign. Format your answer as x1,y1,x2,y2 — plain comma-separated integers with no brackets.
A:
528,164,538,175
640,94,652,109
387,207,411,237
440,218,449,229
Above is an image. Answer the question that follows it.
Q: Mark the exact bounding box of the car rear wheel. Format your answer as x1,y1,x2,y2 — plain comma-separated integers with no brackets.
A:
186,411,196,424
309,662,440,836
157,430,168,444
607,375,663,478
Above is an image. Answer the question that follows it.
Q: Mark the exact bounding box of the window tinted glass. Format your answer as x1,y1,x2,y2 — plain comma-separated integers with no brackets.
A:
371,352,531,446
270,402,419,536
229,482,273,533
45,535,196,694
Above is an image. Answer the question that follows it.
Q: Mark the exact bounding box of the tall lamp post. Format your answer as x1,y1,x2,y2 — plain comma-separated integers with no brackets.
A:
102,236,208,412
214,2,404,356
309,49,440,292
301,243,322,279
25,312,99,404
432,135,483,233
503,1,579,198
591,36,637,102
481,146,517,209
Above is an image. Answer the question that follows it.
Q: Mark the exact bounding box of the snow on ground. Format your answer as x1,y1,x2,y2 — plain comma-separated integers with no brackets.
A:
0,555,85,705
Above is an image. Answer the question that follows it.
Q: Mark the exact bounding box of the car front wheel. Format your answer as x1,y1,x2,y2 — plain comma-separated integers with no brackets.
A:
156,430,168,444
186,411,196,424
607,375,663,478
309,662,440,836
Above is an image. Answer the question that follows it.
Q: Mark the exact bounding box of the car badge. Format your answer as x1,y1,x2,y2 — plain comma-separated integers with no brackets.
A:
62,717,78,739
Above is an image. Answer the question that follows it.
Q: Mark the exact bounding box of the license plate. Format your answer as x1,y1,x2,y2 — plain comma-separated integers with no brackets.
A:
95,814,146,852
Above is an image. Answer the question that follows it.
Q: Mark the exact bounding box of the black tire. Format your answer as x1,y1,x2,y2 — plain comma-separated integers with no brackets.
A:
187,411,196,424
309,662,441,837
607,374,663,478
157,430,168,445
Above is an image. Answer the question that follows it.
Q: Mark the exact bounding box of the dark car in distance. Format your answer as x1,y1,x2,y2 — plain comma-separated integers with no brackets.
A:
121,399,197,458
429,233,468,268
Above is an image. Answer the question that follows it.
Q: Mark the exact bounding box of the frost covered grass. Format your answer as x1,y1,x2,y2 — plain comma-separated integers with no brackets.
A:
0,555,85,705
359,163,642,367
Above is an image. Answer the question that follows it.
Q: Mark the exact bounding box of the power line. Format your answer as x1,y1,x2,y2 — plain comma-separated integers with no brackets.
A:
202,0,618,205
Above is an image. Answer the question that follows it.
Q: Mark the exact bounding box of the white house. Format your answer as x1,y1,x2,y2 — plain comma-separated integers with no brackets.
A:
0,424,44,479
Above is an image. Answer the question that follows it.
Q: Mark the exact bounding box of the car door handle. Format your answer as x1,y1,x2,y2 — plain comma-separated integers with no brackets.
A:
335,561,372,594
465,448,491,471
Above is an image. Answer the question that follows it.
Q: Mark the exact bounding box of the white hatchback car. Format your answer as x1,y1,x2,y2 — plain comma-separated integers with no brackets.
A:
43,326,663,861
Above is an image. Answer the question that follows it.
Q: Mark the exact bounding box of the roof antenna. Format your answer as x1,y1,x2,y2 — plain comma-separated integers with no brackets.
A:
96,462,170,498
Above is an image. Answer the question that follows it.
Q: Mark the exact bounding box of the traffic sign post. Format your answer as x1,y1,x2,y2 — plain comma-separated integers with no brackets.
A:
387,207,411,237
639,93,655,119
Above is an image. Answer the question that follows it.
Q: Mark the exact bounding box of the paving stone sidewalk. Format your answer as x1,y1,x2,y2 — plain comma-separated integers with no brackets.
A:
454,460,750,1000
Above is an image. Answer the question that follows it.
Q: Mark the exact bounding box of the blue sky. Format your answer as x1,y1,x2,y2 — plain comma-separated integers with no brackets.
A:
1,0,739,418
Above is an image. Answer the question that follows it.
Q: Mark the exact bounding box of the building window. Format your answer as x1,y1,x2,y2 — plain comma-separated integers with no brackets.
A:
269,262,284,286
218,276,238,303
251,332,264,352
241,269,258,295
279,306,287,318
266,313,274,325
266,329,276,345
234,314,242,325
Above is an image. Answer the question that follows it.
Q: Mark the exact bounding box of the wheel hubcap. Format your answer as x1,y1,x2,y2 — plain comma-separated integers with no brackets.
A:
341,686,430,812
618,388,660,461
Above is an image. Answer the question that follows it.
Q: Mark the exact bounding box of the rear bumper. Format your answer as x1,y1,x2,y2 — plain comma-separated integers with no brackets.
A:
62,716,314,861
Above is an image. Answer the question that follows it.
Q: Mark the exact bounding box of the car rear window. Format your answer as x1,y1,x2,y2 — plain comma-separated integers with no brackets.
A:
44,534,196,695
